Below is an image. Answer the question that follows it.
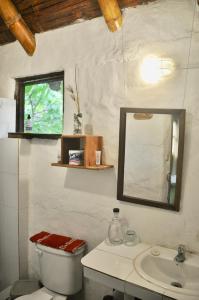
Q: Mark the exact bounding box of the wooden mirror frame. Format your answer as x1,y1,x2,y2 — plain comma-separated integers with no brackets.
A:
117,108,186,211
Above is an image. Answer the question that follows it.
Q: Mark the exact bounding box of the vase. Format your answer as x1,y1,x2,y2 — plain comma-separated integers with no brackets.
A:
73,113,83,134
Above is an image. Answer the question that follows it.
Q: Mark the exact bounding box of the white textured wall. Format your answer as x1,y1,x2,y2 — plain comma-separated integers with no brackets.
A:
0,0,199,299
0,138,19,292
0,100,19,294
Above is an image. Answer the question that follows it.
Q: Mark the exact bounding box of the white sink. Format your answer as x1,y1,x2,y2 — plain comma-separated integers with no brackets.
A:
135,246,199,297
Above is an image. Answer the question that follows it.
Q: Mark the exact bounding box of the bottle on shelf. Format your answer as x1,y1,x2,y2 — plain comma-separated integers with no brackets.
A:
108,208,124,245
25,114,32,132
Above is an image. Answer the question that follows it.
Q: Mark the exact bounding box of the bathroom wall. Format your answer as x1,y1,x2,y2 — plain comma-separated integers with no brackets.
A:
0,100,29,299
0,99,19,297
0,0,199,299
18,139,30,279
0,138,19,293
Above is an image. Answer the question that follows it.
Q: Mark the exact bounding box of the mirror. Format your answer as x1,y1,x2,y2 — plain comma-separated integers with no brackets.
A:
117,108,185,211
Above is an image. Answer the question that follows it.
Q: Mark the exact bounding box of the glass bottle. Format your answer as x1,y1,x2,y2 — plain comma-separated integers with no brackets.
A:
108,208,124,245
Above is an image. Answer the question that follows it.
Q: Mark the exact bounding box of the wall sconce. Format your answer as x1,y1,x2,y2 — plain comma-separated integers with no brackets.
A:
139,55,175,84
98,0,123,32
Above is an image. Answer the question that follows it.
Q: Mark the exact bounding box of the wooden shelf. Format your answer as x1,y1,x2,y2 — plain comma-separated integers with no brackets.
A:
51,163,113,170
52,135,113,170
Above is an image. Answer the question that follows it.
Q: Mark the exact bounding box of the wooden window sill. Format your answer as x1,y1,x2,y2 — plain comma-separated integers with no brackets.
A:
8,132,61,139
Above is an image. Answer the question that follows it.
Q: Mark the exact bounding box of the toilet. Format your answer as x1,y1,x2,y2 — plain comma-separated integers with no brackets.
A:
17,243,85,300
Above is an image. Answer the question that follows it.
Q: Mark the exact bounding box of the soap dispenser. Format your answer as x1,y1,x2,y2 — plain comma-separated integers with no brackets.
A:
25,114,32,132
108,208,124,245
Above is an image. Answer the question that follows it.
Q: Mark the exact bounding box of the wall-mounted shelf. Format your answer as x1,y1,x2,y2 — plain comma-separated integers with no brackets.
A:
51,163,113,170
51,135,113,170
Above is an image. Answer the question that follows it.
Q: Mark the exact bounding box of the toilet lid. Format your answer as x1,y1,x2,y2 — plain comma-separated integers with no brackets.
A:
17,295,53,300
16,288,67,300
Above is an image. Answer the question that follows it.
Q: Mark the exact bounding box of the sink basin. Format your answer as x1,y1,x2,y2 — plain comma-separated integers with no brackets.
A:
134,246,199,296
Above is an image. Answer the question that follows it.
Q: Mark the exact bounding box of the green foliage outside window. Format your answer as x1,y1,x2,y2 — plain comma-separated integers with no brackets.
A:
24,80,63,134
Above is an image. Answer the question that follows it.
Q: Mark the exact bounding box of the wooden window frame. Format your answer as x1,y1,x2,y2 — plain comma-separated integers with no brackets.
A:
14,71,64,139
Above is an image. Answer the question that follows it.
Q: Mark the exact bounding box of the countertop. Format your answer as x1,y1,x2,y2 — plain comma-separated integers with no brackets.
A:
81,241,199,300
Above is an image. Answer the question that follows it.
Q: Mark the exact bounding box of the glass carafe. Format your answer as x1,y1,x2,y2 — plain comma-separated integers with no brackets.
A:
108,208,124,245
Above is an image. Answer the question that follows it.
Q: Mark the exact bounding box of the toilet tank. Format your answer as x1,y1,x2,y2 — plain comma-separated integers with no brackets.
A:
35,244,85,295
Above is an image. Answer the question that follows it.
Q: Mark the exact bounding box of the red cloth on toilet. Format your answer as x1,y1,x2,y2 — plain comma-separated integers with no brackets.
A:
30,231,86,253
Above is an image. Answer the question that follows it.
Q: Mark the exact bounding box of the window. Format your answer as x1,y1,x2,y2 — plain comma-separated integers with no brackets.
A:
15,71,64,136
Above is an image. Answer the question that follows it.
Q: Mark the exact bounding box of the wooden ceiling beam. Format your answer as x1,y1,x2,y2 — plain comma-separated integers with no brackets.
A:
98,0,122,32
0,0,156,47
0,0,36,55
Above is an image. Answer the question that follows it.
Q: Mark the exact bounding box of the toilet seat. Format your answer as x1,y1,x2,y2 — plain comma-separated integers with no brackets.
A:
17,287,67,300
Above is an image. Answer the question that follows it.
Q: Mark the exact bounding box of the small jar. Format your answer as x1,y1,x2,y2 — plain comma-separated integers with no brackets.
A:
124,229,138,246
